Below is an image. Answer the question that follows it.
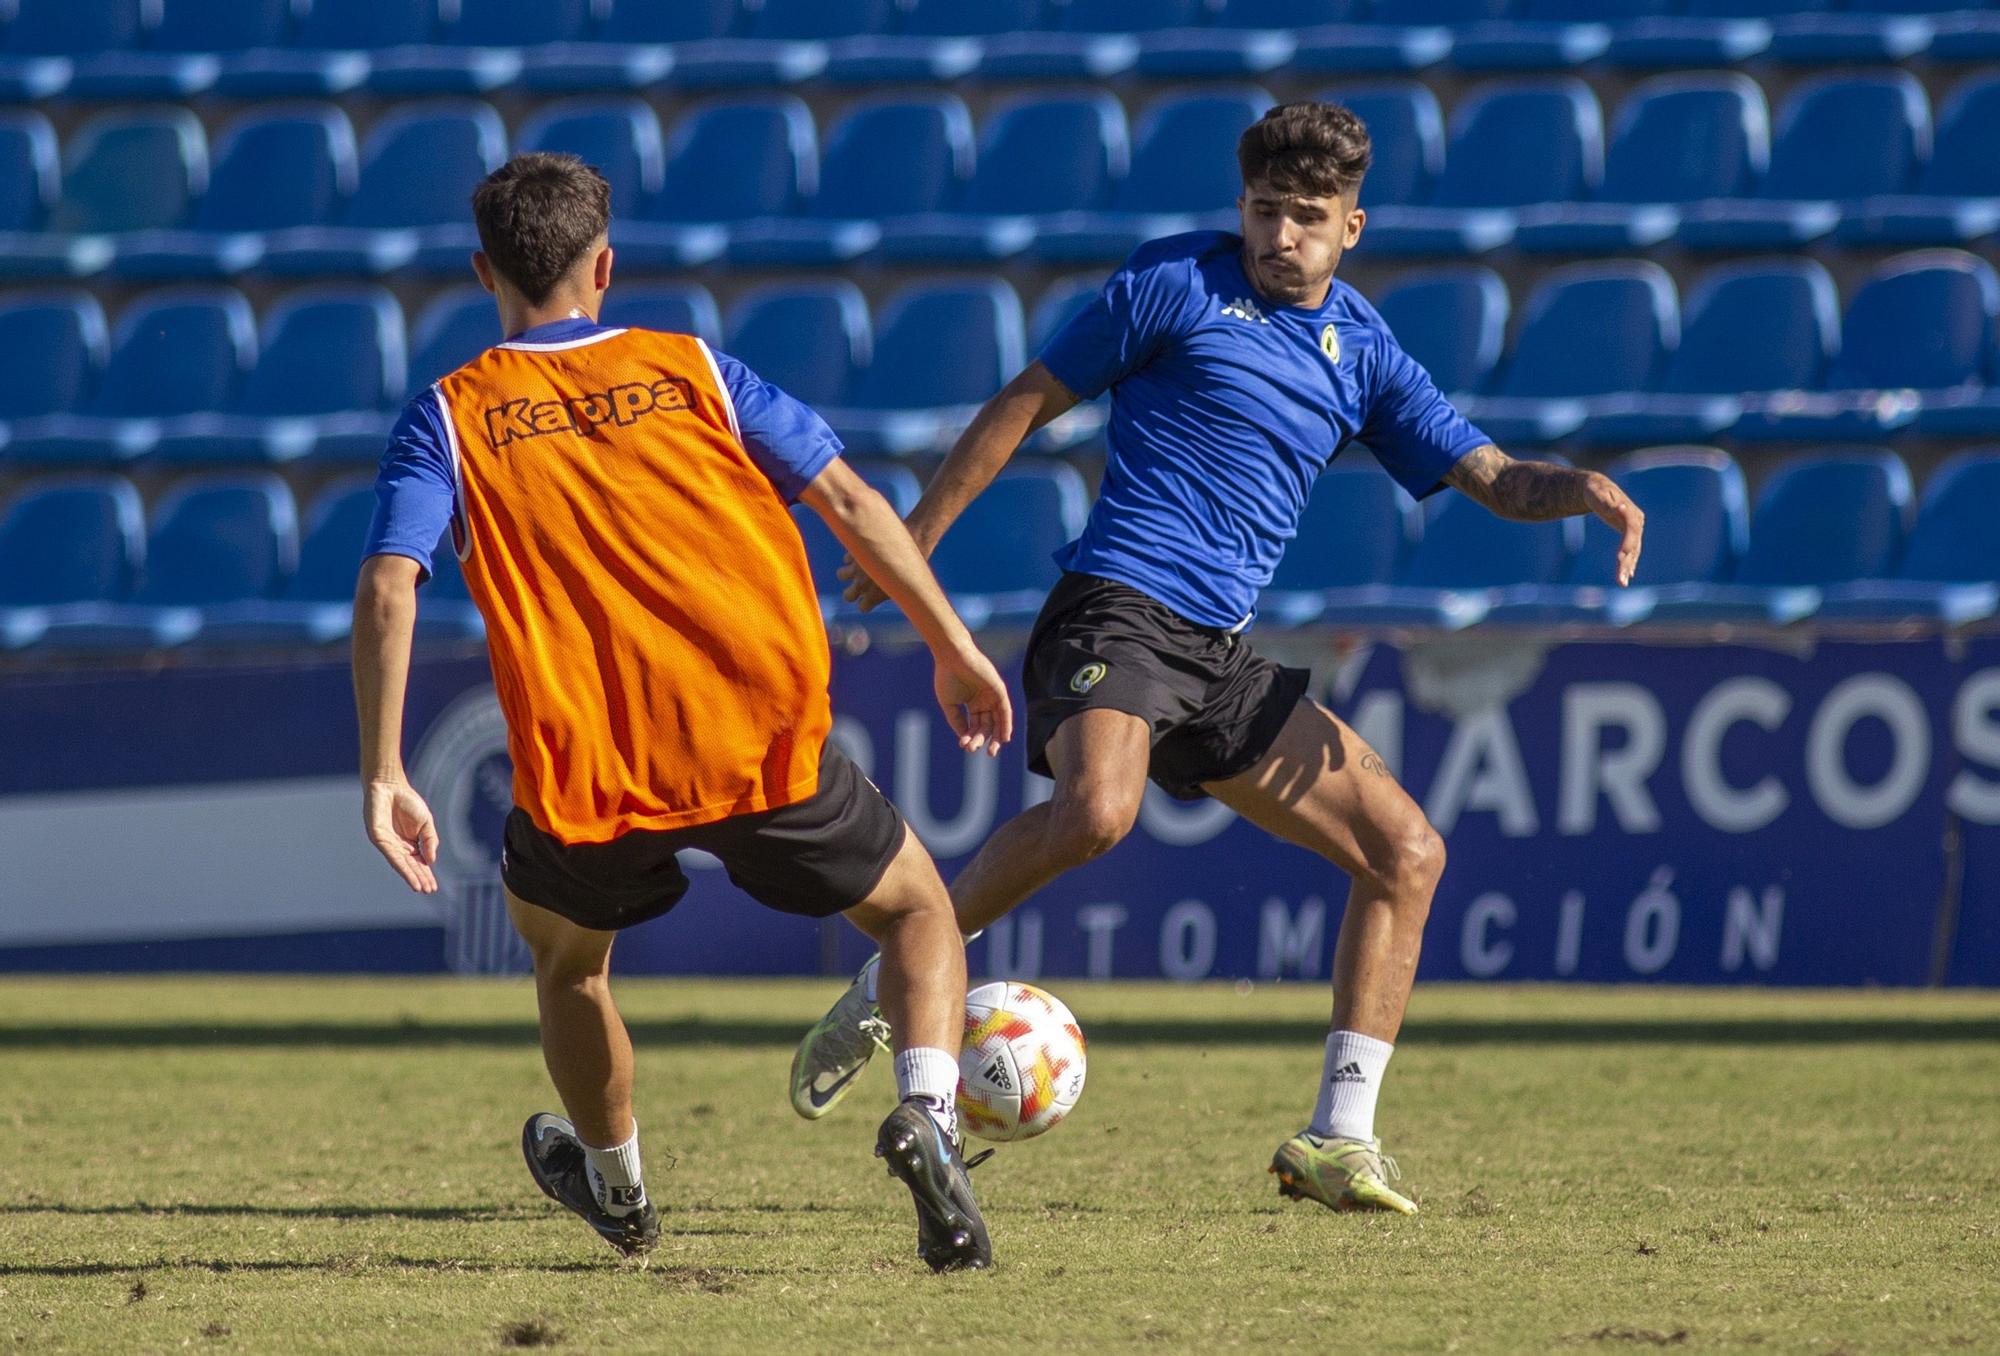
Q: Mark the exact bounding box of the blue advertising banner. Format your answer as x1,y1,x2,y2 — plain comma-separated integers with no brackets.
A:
1,629,1992,985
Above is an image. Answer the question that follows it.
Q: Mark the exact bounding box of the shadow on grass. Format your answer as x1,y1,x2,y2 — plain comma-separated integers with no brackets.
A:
1,1015,1998,1049
0,1202,537,1221
0,1257,616,1277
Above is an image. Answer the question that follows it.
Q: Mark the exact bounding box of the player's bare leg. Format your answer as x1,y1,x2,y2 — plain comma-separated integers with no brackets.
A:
950,708,1152,934
507,891,659,1255
1205,699,1443,1215
791,710,1148,1120
841,825,992,1271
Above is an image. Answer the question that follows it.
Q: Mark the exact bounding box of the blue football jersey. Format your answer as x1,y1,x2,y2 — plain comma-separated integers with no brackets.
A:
1038,231,1490,630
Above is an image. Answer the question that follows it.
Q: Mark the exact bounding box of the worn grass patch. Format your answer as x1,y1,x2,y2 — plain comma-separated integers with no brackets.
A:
2,977,1997,1353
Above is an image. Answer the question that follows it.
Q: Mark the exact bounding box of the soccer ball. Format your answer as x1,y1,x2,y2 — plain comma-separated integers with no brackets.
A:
956,980,1087,1143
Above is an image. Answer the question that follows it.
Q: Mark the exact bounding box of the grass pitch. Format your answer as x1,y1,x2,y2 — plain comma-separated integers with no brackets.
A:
3,977,1997,1354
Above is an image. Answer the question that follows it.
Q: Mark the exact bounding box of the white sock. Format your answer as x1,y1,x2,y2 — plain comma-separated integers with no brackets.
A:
583,1124,646,1216
894,1046,961,1142
1310,1032,1394,1144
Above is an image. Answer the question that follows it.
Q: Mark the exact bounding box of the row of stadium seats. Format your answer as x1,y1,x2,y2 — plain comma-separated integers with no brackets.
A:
4,445,1994,653
5,0,2000,102
6,245,1998,467
8,71,2000,280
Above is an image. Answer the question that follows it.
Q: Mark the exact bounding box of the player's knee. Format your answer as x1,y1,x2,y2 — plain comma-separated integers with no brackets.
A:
1394,820,1447,897
1045,792,1138,866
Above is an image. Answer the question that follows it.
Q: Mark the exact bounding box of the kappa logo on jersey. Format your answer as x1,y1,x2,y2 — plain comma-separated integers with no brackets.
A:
1320,322,1341,364
483,376,696,449
1220,296,1269,325
1069,661,1108,694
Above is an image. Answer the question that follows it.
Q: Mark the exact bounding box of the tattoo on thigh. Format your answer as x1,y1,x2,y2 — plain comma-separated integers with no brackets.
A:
1360,752,1390,777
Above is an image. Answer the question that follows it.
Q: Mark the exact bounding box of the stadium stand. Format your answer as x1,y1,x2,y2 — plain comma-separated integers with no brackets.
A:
0,1,1997,655
0,474,143,649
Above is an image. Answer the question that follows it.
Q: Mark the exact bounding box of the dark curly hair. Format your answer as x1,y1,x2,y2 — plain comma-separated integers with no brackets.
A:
1237,101,1373,201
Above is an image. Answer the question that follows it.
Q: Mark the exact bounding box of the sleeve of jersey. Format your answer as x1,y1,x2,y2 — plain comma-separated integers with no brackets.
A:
711,349,844,502
1359,339,1494,501
1037,252,1194,400
363,390,457,584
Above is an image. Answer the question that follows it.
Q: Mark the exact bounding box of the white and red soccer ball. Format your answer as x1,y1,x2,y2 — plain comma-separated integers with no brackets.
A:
955,980,1087,1143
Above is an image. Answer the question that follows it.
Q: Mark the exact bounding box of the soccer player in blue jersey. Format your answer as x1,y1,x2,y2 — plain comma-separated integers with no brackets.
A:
791,102,1646,1213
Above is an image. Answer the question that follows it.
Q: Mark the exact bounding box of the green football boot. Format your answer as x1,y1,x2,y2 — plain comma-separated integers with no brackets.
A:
789,955,892,1119
1269,1131,1419,1215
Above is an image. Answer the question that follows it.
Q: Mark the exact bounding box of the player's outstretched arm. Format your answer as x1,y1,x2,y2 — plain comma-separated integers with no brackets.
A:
838,361,1079,611
802,459,1014,757
1444,444,1646,586
352,552,442,892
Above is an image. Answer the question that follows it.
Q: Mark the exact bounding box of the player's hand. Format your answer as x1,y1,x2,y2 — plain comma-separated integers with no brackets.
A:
934,644,1013,758
836,553,891,612
364,776,441,894
1585,472,1645,587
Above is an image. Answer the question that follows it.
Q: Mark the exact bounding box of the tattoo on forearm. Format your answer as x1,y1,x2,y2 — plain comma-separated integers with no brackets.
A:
1360,752,1390,777
1445,445,1594,521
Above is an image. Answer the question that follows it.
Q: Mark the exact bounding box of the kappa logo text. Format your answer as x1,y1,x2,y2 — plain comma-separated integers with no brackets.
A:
484,376,695,448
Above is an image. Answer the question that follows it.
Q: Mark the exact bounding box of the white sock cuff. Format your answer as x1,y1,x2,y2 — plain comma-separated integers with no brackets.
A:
1329,1031,1394,1062
893,1046,961,1106
583,1123,642,1189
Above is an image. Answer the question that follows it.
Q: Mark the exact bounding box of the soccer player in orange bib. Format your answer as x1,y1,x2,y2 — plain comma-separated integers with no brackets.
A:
352,153,1010,1272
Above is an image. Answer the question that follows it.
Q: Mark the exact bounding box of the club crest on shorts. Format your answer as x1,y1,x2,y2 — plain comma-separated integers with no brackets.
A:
1069,661,1108,694
1320,323,1340,364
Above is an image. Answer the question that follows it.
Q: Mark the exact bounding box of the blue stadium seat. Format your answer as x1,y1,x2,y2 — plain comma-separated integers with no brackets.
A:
927,465,1089,627
723,283,871,410
1645,449,1911,626
216,0,440,97
1023,276,1111,452
1032,88,1270,263
1678,72,1930,251
0,292,106,425
727,95,973,266
0,109,209,281
822,0,1043,83
1364,79,1601,256
1930,7,2000,61
599,284,723,345
407,286,497,391
0,0,152,101
258,101,506,277
65,0,301,98
973,0,1194,81
32,473,298,651
0,111,56,234
875,92,1127,263
0,475,143,648
197,477,379,646
1289,1,1456,74
1259,460,1424,628
1579,259,1838,446
791,461,922,612
1324,83,1446,211
112,106,359,280
823,280,1024,456
1444,0,1671,72
1130,0,1315,78
6,288,255,465
1318,461,1582,630
1762,0,1935,64
1374,266,1509,397
1459,262,1676,446
517,100,664,220
1602,2,1776,68
1839,74,2000,246
1485,448,1748,626
367,0,594,96
1737,250,1999,443
618,98,816,270
517,0,735,92
1817,451,2000,626
1515,74,1768,254
150,286,405,465
660,0,884,87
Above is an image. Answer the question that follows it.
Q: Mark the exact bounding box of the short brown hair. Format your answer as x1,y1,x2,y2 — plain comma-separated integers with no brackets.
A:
1237,102,1372,201
471,152,612,305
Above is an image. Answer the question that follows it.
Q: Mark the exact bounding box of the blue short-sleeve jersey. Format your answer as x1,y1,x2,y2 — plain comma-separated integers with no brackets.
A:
363,316,842,580
1038,231,1491,630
